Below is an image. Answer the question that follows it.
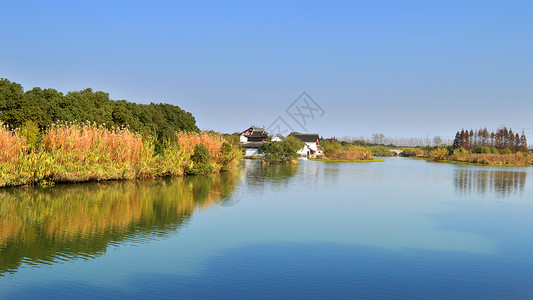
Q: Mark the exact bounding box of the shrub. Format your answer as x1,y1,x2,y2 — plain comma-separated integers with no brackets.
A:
219,142,242,171
369,145,394,157
259,139,299,163
328,146,373,161
321,139,342,156
428,147,449,161
501,148,512,155
400,148,425,157
186,144,214,175
473,146,491,154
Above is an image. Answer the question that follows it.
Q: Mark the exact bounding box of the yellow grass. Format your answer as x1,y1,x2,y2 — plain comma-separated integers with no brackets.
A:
0,123,26,163
449,152,533,165
43,122,144,166
0,124,240,188
328,146,373,161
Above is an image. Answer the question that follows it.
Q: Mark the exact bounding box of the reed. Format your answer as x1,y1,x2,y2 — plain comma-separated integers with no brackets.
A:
0,123,26,163
328,146,373,161
0,123,240,188
449,152,533,165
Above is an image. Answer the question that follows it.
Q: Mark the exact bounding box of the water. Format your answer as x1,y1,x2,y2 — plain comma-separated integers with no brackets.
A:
1,158,533,299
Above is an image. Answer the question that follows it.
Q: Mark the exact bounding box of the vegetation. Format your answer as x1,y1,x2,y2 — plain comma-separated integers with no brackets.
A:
400,148,425,157
0,78,198,151
368,145,394,157
318,139,377,161
408,128,533,166
259,136,304,163
452,127,528,153
0,122,242,188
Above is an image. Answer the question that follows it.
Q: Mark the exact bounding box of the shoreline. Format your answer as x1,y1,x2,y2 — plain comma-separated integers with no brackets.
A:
309,158,385,163
411,156,533,167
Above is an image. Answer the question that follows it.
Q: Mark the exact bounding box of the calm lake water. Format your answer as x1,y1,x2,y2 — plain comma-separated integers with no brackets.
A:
1,158,533,299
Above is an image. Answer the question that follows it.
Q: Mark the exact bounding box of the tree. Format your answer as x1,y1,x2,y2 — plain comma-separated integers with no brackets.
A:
433,136,443,147
186,144,214,175
259,138,303,163
321,139,342,157
0,78,26,128
520,130,528,152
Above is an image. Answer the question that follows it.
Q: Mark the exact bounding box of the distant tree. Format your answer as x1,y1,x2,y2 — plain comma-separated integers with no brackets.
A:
433,136,443,147
520,130,528,152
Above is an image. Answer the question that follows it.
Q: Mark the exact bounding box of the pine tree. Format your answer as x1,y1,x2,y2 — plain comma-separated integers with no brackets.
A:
453,131,461,149
520,130,528,152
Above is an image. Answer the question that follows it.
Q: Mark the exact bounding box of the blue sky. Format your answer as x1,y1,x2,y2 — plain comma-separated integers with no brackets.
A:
1,0,532,140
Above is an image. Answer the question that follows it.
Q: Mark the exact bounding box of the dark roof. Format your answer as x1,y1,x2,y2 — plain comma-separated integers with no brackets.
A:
241,125,266,136
249,131,269,138
294,134,319,143
243,142,264,148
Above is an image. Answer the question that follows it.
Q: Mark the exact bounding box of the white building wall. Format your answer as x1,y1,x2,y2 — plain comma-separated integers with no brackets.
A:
240,135,248,143
244,148,263,157
306,142,318,152
297,145,310,157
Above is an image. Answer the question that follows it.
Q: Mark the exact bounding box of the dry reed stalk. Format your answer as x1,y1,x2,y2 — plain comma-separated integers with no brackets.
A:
0,124,26,162
329,150,373,160
451,153,533,165
43,122,144,166
176,132,224,162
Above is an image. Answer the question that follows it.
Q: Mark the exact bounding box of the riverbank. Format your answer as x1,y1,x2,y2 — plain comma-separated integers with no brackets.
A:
413,156,533,167
417,148,533,167
309,158,385,163
0,123,242,188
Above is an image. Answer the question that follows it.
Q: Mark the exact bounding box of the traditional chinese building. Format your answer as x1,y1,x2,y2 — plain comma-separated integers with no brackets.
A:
293,133,322,157
240,126,284,157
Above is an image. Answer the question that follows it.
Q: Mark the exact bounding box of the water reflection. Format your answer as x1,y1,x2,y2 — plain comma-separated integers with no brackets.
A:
454,169,527,198
0,171,241,275
242,160,299,193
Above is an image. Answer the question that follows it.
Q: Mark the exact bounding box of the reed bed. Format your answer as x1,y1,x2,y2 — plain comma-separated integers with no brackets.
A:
0,123,26,163
327,146,373,161
43,122,144,165
175,131,241,172
0,124,240,188
176,132,224,162
449,152,533,165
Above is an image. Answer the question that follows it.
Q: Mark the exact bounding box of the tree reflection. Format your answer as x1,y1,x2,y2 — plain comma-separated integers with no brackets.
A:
0,170,241,275
242,160,299,194
454,170,527,198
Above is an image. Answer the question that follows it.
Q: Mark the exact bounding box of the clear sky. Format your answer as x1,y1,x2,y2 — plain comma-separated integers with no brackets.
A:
1,0,532,140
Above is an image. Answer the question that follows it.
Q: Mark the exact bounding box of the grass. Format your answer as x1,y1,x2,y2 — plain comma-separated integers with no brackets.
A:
413,148,533,167
0,122,242,188
310,158,385,163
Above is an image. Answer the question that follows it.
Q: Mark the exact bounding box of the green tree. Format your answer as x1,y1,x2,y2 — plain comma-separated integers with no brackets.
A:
186,144,214,175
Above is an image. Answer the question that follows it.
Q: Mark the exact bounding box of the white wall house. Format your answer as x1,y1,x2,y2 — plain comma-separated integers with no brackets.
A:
240,126,269,157
294,134,321,157
240,126,285,157
271,134,284,142
243,142,263,156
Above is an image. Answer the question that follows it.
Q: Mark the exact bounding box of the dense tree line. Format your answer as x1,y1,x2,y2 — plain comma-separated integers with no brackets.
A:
452,127,528,152
0,78,198,148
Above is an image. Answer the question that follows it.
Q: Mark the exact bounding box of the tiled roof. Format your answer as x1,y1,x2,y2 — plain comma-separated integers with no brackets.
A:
243,142,264,148
294,134,319,143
